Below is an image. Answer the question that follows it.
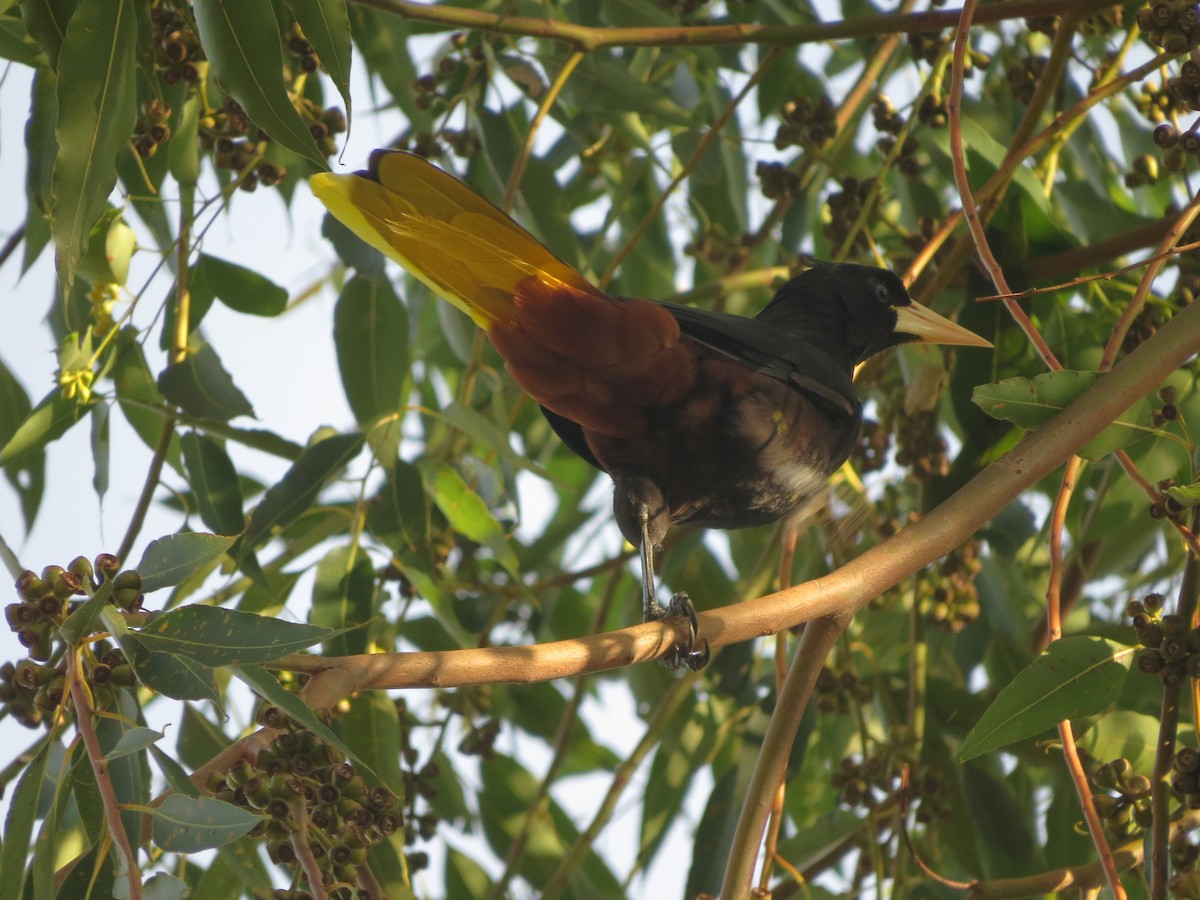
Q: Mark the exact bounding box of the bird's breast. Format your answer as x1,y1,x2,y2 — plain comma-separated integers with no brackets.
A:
591,353,860,533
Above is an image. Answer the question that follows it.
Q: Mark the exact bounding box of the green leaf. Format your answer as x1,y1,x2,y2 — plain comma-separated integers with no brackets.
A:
321,210,385,275
113,329,183,471
193,254,289,317
959,636,1134,761
425,462,520,577
158,343,255,422
76,207,136,286
20,0,77,69
181,431,245,535
234,664,368,777
0,12,43,63
127,645,221,702
286,0,351,121
1167,481,1200,509
238,430,364,552
143,872,190,900
137,532,238,593
0,739,51,899
106,726,165,760
90,400,109,501
480,753,622,895
192,0,327,168
311,544,375,656
335,273,409,428
23,67,57,273
168,95,202,188
972,370,1156,460
0,357,44,528
445,847,491,899
563,52,692,128
0,386,91,467
134,605,333,665
150,745,201,798
51,0,137,290
150,795,263,853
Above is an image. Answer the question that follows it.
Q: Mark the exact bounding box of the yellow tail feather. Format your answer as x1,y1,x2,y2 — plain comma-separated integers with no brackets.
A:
309,151,597,328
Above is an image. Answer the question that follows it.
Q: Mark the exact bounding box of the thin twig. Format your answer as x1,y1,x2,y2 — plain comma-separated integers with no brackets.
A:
540,672,698,899
905,50,1177,290
486,572,618,900
116,187,194,562
264,280,1200,691
360,0,1116,52
1101,189,1200,370
946,0,1059,371
599,47,783,289
503,49,585,214
68,651,143,899
1151,515,1200,899
719,612,850,898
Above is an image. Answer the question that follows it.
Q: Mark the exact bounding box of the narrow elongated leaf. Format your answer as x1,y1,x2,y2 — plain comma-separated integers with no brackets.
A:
158,343,255,422
113,330,183,471
134,604,333,665
425,463,520,577
192,0,327,168
181,431,245,535
194,254,288,317
0,739,51,898
51,0,137,290
106,726,165,760
0,386,90,466
150,796,262,853
0,357,44,528
123,637,221,703
23,67,57,272
234,664,365,774
972,370,1155,460
20,0,77,69
334,274,409,426
311,544,375,656
960,636,1135,761
286,0,351,120
238,431,363,551
90,400,109,500
137,532,238,593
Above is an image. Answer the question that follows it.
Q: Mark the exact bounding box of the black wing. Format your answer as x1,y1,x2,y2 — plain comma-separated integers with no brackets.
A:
539,405,603,470
657,301,859,418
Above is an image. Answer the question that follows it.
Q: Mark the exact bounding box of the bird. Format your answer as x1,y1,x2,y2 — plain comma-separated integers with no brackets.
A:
309,150,991,670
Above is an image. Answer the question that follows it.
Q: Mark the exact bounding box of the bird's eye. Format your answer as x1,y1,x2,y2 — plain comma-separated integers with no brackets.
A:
874,281,890,304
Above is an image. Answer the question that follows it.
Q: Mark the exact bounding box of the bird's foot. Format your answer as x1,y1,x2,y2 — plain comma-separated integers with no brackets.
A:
646,591,710,671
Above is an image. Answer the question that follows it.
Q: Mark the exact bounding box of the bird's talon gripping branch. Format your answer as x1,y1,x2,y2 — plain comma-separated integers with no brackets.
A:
310,151,991,662
656,591,709,671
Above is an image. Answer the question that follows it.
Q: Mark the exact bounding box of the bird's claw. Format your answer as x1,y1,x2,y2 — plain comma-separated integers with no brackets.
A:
649,591,710,671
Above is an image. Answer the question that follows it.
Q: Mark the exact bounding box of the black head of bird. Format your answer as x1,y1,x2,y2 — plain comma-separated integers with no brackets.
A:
311,151,992,669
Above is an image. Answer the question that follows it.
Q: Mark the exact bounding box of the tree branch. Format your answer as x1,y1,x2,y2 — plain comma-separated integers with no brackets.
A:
273,294,1200,691
356,0,1115,51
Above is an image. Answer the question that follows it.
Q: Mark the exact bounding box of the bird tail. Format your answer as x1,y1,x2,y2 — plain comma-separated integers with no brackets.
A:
309,150,599,328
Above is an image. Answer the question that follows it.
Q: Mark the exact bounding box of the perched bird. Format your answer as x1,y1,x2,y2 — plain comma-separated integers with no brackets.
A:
310,151,991,669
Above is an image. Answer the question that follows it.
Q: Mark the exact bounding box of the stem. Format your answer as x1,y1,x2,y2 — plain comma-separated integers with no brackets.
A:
599,47,782,289
359,0,1116,51
68,651,142,899
116,186,193,563
1151,515,1200,898
503,50,585,214
541,672,697,898
269,294,1200,690
486,573,618,900
946,0,1060,370
718,612,849,898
